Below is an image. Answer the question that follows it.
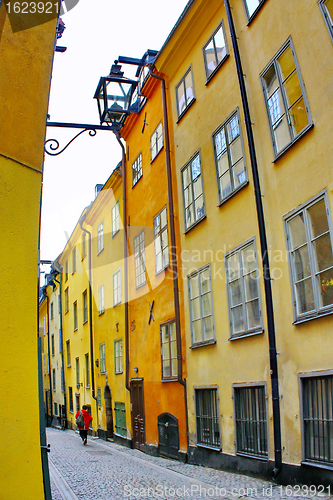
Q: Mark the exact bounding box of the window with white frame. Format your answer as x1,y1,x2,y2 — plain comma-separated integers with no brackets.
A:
176,67,195,118
66,340,71,367
203,22,228,80
99,343,106,373
98,284,105,315
72,246,76,273
195,388,220,448
65,287,69,313
160,320,178,380
150,121,163,162
213,111,247,203
243,0,265,20
284,192,333,321
154,207,169,274
113,269,121,306
73,301,78,331
319,0,333,42
301,373,333,465
132,152,143,187
134,230,146,288
188,265,215,345
69,387,73,412
181,152,205,231
111,200,120,237
97,387,102,407
261,39,312,158
76,357,80,387
85,353,90,388
97,221,104,254
52,369,56,391
114,339,123,374
65,260,68,281
225,240,262,338
59,329,62,353
234,384,268,458
51,334,55,356
83,290,88,323
50,301,54,320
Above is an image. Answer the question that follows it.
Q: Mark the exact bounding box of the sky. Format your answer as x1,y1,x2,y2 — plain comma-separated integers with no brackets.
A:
40,0,189,264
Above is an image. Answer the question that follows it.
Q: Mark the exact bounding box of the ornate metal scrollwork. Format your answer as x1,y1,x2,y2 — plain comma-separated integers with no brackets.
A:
44,128,97,156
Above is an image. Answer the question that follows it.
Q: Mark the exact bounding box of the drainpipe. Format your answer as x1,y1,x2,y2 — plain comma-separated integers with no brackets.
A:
224,0,282,477
115,132,130,393
43,288,53,426
147,66,189,451
78,216,98,418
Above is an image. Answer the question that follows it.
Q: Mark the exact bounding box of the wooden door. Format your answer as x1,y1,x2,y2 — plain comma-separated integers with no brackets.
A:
131,380,145,451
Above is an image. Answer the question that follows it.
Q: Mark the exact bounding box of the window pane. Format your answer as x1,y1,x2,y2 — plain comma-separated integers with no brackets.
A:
227,253,240,280
277,46,295,82
204,39,216,76
296,278,315,314
318,268,333,307
215,128,227,158
190,275,200,298
200,269,211,293
289,213,307,249
202,293,212,317
171,339,177,357
177,82,185,115
185,205,195,228
244,272,258,301
217,152,229,177
232,306,244,333
273,113,290,153
246,299,261,329
191,297,201,320
245,0,262,17
185,71,194,103
184,186,193,208
308,200,329,238
313,234,333,272
193,175,203,200
193,320,202,343
242,244,256,273
229,136,242,166
194,195,204,220
289,96,308,136
163,360,171,378
214,27,226,63
182,166,191,188
230,279,242,306
292,246,311,281
283,70,302,109
232,159,246,188
203,316,214,339
171,359,178,377
220,171,232,199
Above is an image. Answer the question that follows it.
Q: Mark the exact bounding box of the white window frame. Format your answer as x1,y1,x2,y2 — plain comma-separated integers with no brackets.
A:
154,206,169,274
83,290,88,323
175,66,195,119
203,21,228,81
73,301,78,331
98,284,105,315
284,190,333,323
85,353,90,388
319,0,333,43
181,151,206,232
150,121,163,162
113,268,121,306
188,264,215,347
160,320,178,380
132,152,143,187
213,110,247,204
242,0,265,21
72,246,76,274
225,238,263,339
65,287,69,313
76,357,80,387
97,221,104,254
114,338,123,374
260,38,312,160
66,340,71,367
111,200,120,237
99,343,106,374
134,230,146,288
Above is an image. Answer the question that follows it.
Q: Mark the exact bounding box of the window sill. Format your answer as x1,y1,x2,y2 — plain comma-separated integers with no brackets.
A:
115,371,123,375
190,339,216,349
184,214,206,234
273,123,314,163
132,175,143,189
74,328,78,332
113,302,121,308
301,460,333,471
246,0,267,25
86,385,90,389
112,230,120,239
97,248,104,256
205,55,229,85
196,443,221,452
161,377,178,383
150,146,164,164
293,308,333,325
135,281,147,290
67,364,71,368
99,311,105,316
83,320,88,325
218,180,249,207
100,372,106,376
236,452,268,461
229,329,264,341
176,98,196,123
65,310,69,315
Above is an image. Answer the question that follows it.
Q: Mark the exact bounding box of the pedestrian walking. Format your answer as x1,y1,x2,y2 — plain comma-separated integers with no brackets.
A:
75,405,93,445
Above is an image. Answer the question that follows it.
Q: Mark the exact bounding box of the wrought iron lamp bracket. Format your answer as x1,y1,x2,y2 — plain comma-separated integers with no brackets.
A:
45,121,117,156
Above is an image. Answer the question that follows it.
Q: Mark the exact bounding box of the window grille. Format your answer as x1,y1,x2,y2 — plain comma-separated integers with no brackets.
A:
195,388,220,448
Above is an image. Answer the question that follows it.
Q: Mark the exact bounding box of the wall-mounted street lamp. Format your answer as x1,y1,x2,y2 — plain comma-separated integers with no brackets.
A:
44,61,138,155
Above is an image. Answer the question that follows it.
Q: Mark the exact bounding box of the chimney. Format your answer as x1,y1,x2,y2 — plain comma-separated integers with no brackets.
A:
95,184,103,198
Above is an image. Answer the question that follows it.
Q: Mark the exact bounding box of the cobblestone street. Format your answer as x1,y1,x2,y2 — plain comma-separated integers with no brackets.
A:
47,428,331,500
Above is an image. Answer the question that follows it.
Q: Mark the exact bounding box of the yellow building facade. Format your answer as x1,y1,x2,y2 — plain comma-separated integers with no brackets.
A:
154,0,333,486
0,3,59,499
121,56,188,459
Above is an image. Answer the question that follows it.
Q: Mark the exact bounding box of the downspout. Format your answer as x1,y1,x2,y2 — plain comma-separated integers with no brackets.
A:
43,289,53,425
115,132,130,393
224,0,282,477
78,216,98,418
147,66,189,450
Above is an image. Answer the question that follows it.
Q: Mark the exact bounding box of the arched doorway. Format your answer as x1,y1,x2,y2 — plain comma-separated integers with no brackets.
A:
158,413,179,459
104,385,113,438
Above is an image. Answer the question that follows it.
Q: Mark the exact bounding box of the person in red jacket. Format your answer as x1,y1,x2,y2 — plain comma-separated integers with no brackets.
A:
75,405,93,445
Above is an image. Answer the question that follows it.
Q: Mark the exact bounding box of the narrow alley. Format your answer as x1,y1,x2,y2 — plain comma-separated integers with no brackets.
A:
48,428,330,500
